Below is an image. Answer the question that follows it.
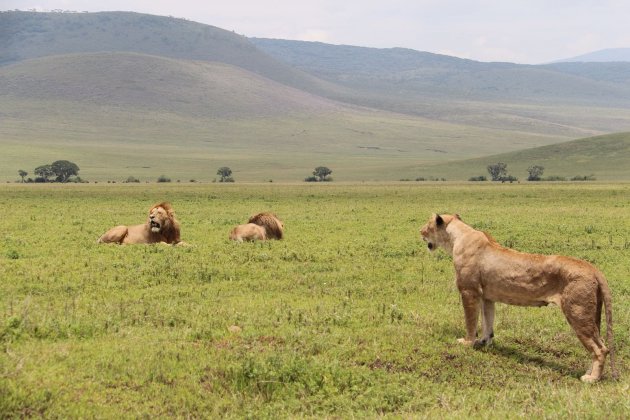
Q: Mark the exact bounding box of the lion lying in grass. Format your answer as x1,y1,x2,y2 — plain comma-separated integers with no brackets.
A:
97,202,184,245
248,212,284,240
420,213,616,382
229,223,266,242
229,212,284,242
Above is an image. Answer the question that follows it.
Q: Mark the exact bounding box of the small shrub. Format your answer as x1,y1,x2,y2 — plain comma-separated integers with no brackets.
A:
124,176,140,183
6,250,19,260
571,175,596,181
543,176,567,181
157,175,171,183
469,175,487,181
304,176,318,182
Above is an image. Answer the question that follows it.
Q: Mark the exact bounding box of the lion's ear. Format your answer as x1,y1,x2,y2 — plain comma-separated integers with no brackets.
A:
435,214,444,226
455,214,461,220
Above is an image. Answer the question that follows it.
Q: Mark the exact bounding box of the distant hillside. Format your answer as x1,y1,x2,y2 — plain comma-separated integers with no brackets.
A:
0,10,327,92
555,48,630,63
250,38,630,106
3,50,567,182
412,132,630,181
0,52,343,118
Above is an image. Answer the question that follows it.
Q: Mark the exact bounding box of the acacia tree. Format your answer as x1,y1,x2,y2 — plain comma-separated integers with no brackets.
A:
34,164,55,182
487,162,507,181
527,165,545,181
313,166,333,182
51,160,80,182
18,169,27,183
217,167,234,182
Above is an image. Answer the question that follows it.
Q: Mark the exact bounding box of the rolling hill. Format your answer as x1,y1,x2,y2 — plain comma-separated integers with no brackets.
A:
1,11,630,181
0,10,329,92
408,132,630,181
250,38,630,136
250,38,630,106
0,52,344,118
0,51,569,182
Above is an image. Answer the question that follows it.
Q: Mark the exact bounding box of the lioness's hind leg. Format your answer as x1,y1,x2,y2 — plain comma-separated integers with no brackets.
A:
562,292,608,382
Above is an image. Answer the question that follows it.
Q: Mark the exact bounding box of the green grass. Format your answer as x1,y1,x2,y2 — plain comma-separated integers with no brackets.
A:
1,183,629,417
416,132,630,181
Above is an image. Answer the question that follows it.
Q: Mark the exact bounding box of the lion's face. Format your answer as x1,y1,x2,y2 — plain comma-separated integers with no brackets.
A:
148,206,171,233
420,214,455,252
420,216,439,252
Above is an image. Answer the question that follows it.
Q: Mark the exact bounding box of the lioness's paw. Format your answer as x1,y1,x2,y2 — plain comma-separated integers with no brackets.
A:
473,338,493,348
580,374,599,383
457,338,474,346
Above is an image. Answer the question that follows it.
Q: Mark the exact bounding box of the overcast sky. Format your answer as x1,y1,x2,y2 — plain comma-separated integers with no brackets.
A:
4,0,630,64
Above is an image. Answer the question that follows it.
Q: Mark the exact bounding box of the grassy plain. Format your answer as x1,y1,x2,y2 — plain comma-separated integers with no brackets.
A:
417,132,630,182
0,99,568,183
1,183,629,418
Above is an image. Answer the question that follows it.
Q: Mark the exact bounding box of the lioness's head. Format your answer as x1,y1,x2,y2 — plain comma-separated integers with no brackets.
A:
420,213,460,252
148,202,175,233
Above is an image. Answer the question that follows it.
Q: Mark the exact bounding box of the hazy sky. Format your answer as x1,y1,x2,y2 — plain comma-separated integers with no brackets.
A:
4,0,630,63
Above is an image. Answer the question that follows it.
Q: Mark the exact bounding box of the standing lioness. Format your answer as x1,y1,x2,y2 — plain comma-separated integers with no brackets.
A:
420,214,616,382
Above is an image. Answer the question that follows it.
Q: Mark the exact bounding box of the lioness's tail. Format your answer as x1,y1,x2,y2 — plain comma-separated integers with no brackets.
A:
599,273,617,380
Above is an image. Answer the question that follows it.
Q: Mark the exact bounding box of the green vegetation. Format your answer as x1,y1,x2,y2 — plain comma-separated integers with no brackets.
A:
31,160,81,183
217,167,235,183
306,166,333,182
0,183,628,417
414,132,630,181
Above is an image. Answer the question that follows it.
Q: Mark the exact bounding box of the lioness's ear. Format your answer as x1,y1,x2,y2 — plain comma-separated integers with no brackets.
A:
455,214,461,220
435,214,444,226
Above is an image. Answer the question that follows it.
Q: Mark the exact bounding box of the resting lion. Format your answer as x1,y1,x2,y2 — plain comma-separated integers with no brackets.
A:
420,213,616,382
248,212,284,240
229,223,267,242
97,202,183,245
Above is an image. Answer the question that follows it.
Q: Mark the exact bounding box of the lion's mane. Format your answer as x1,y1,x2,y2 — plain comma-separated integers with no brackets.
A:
248,212,284,240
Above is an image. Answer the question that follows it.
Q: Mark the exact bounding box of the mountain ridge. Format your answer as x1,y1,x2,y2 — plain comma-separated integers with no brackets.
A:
554,48,630,63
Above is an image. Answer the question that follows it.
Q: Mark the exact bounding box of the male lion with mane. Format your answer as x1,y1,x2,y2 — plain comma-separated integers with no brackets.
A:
248,212,284,240
420,213,616,382
97,202,183,245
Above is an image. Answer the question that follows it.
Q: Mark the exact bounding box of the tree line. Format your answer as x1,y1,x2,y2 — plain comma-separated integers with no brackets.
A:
18,160,82,183
16,165,333,184
474,163,595,182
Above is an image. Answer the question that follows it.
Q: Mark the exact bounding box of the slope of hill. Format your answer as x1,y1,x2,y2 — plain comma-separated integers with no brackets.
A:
2,51,572,182
555,48,630,63
410,132,630,181
250,38,630,106
0,52,343,118
0,10,328,92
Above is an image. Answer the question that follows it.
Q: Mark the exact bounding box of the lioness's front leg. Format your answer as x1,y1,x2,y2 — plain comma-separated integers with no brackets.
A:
478,299,495,346
458,290,481,345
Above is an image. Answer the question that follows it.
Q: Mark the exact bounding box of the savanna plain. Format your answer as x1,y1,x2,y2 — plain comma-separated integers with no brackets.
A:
1,182,629,418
